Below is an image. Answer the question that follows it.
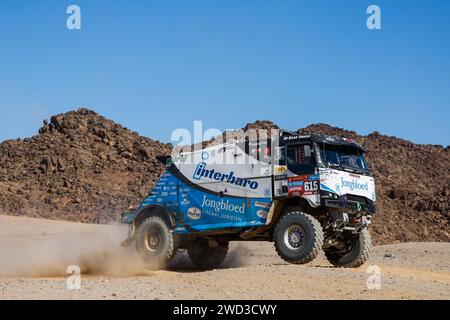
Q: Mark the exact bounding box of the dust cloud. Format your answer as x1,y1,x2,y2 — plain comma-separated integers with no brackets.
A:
0,220,152,278
0,216,251,278
167,243,250,270
223,243,251,268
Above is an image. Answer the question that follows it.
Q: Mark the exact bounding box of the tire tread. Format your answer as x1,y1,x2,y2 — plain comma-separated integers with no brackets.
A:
274,211,324,264
136,216,178,264
325,228,372,268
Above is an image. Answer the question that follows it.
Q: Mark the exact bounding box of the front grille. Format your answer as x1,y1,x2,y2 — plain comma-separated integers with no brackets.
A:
323,194,376,213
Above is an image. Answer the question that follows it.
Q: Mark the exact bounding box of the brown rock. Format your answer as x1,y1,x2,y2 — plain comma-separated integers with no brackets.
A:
389,188,408,200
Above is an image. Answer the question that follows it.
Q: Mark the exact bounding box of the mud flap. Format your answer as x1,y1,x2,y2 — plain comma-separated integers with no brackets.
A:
265,199,282,226
240,199,283,240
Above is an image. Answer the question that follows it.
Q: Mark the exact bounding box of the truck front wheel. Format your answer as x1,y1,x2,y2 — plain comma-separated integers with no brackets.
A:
135,216,178,267
188,238,229,270
324,228,372,268
274,211,324,264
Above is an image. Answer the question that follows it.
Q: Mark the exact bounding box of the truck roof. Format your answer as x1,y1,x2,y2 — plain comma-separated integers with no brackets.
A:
280,131,366,152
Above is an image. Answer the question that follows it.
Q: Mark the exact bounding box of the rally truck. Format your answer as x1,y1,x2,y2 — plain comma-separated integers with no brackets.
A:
121,130,376,269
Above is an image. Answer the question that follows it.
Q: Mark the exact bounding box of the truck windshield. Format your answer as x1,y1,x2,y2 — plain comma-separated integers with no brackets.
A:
318,143,369,171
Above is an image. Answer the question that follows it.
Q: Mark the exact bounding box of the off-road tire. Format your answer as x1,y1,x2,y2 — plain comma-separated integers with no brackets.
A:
135,216,178,266
188,239,229,270
325,228,372,268
274,211,324,264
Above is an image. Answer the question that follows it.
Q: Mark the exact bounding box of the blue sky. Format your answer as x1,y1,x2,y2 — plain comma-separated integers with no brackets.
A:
0,0,449,146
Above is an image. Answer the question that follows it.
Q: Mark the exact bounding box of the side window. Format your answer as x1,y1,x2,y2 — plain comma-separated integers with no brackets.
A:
286,144,315,174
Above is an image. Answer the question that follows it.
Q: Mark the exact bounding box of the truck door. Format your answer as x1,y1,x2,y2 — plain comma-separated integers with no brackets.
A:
285,143,320,200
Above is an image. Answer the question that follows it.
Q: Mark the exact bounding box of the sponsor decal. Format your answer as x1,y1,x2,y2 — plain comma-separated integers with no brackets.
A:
335,183,341,193
282,135,310,141
219,213,243,222
192,162,259,190
200,195,245,214
274,174,287,181
288,187,302,196
172,154,188,163
288,175,319,196
256,210,269,219
274,165,287,174
288,181,304,187
341,177,369,191
187,207,201,220
255,201,271,209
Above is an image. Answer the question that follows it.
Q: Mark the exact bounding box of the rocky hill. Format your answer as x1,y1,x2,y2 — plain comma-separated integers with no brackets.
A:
0,109,171,223
0,110,448,244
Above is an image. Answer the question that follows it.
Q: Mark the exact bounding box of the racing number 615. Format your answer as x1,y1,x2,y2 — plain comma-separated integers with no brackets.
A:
304,180,318,191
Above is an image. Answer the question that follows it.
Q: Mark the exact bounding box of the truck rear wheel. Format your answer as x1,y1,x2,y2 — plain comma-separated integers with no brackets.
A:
274,211,324,264
325,228,372,268
188,238,229,270
135,216,178,267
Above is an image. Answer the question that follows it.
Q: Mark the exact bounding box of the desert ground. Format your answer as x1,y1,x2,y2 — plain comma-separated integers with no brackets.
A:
0,215,449,300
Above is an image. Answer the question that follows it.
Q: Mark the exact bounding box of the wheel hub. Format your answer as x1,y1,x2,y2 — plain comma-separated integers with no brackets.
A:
145,230,161,251
284,224,305,250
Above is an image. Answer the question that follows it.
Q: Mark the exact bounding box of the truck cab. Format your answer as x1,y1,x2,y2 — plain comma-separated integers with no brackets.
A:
274,133,375,224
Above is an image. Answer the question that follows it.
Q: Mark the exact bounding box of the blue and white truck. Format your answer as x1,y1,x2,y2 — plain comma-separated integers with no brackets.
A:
121,130,376,269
